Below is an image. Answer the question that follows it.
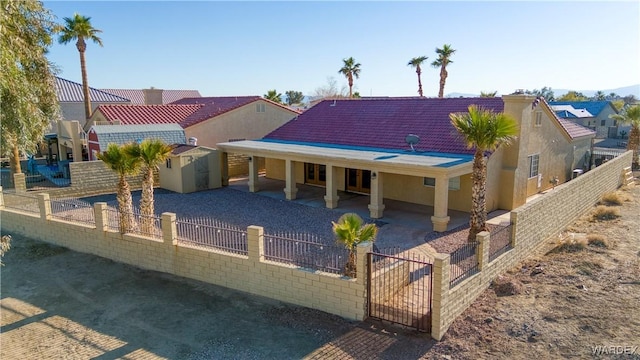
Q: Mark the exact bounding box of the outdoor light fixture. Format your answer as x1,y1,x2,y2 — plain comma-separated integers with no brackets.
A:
248,156,253,162
371,172,377,180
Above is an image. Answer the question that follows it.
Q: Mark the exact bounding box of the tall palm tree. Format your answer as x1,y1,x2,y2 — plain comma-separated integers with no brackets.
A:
610,105,640,168
125,139,173,234
431,44,456,98
97,143,141,233
408,56,428,97
338,57,361,98
58,13,103,120
450,105,518,241
332,213,377,277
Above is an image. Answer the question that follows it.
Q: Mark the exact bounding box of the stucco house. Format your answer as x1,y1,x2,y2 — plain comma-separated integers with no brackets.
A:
217,95,595,232
86,124,186,161
86,96,301,147
55,76,131,128
549,101,619,138
100,88,202,105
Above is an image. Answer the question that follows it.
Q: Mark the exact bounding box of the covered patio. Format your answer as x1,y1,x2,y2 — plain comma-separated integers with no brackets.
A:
217,140,474,232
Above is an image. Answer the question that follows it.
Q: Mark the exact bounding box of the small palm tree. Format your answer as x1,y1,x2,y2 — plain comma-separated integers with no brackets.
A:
264,89,282,104
610,105,640,169
338,57,361,98
125,139,172,234
431,44,456,98
450,105,518,241
58,13,103,120
97,143,142,233
408,56,428,97
332,213,378,277
480,91,498,98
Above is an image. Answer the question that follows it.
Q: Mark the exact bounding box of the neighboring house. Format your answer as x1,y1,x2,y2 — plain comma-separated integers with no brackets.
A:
86,124,186,161
549,101,619,138
159,145,221,193
217,95,595,232
86,96,301,149
55,76,131,128
100,88,202,105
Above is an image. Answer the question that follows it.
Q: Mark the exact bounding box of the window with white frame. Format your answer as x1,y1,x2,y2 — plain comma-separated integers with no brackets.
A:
535,112,542,127
423,176,461,190
528,154,539,178
256,103,266,113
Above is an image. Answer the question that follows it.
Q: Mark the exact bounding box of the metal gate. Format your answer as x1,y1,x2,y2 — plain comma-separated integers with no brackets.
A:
367,251,433,332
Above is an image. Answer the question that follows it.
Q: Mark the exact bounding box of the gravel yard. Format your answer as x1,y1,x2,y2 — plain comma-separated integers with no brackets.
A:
79,187,435,251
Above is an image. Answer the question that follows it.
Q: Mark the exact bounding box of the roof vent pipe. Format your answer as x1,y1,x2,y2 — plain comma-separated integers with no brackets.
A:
188,137,197,146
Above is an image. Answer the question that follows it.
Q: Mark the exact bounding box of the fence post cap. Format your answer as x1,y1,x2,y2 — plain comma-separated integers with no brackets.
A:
434,253,450,261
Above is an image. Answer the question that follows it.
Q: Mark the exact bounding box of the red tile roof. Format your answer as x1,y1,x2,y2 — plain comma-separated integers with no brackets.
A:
171,96,300,127
540,98,596,139
265,97,506,155
95,96,302,128
95,104,203,126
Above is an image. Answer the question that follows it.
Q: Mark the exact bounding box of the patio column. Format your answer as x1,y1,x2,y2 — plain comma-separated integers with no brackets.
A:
368,171,385,218
431,174,450,232
284,159,298,200
220,152,229,186
324,164,339,209
248,155,259,192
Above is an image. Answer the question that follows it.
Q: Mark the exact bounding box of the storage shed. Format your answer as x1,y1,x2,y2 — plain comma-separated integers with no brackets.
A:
159,145,221,193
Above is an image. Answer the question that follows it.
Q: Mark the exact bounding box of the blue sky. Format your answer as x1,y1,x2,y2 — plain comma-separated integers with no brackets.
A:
44,1,640,97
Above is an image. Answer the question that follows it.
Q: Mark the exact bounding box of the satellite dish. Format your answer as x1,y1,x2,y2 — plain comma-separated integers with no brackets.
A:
405,134,420,152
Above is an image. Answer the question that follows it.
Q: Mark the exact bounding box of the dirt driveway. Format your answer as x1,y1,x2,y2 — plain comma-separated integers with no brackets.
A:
0,234,438,359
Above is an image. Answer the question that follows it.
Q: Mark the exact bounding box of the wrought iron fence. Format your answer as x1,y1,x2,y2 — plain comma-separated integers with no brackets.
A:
449,241,479,288
50,197,95,225
176,216,247,255
105,206,162,238
489,224,513,262
263,231,350,276
2,191,39,214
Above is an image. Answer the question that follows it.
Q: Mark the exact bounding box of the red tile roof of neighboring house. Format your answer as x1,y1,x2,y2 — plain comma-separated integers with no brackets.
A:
95,104,204,126
171,96,301,128
101,89,202,104
265,97,506,155
540,98,596,139
55,77,130,103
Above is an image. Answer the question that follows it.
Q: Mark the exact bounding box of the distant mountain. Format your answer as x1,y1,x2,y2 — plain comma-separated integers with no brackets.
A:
446,84,640,99
551,84,639,98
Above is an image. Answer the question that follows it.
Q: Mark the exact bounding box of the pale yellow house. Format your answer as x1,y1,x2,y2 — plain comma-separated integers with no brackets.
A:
86,96,301,150
158,145,221,194
217,95,595,232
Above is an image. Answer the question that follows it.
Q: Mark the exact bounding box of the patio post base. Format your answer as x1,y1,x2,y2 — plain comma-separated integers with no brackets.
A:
324,195,339,209
431,215,451,232
368,204,385,219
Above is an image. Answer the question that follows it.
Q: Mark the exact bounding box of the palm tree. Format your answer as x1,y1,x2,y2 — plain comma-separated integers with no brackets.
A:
338,57,361,98
332,213,378,277
450,105,518,241
610,105,640,169
480,91,498,98
408,56,428,97
593,91,606,101
58,13,103,120
97,143,141,233
125,139,172,234
431,44,456,98
264,89,282,104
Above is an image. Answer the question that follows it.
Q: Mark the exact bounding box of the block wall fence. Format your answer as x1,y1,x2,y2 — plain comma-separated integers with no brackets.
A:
0,151,632,340
429,150,632,340
0,196,370,321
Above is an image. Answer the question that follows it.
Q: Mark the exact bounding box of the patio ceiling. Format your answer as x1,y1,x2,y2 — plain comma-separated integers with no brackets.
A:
217,140,473,178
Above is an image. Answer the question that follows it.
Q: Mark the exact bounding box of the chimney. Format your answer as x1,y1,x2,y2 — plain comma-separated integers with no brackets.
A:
143,87,164,105
188,137,197,146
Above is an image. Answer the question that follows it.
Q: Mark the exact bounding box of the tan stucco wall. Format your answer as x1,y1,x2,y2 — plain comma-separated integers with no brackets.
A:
187,100,297,149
